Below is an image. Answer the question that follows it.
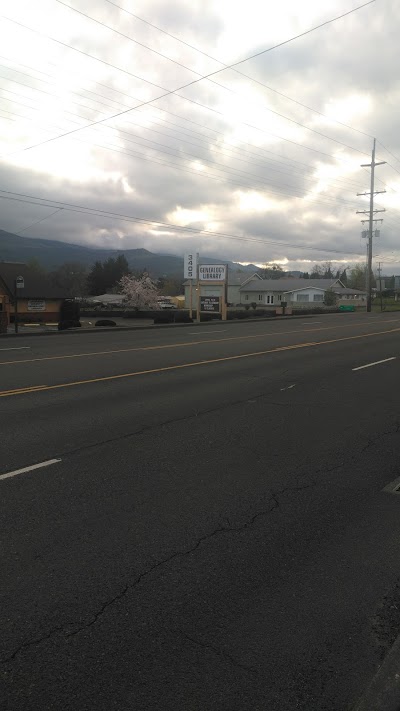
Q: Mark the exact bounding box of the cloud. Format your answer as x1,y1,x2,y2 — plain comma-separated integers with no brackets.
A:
0,0,399,274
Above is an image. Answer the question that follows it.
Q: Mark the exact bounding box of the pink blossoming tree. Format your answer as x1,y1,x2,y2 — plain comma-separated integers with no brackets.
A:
119,273,159,310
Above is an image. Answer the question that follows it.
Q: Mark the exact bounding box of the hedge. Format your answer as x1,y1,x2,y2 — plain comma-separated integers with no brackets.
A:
227,309,276,320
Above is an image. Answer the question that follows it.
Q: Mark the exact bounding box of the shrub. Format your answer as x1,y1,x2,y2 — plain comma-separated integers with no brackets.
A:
58,320,81,330
154,315,173,324
236,311,251,319
323,289,337,306
123,310,191,320
293,307,340,315
95,319,116,327
244,304,250,310
200,313,220,322
251,302,257,310
227,309,275,320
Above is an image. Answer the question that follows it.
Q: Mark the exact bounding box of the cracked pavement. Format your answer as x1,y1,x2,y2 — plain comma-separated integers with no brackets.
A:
2,314,400,710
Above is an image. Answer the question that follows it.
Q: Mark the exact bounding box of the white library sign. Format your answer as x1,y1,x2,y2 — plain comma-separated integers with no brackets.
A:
198,265,226,281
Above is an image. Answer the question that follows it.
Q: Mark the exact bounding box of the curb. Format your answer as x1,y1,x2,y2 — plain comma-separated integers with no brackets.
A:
0,314,318,338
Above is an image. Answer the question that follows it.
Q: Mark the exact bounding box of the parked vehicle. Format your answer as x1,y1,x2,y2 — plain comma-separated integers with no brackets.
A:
157,298,177,310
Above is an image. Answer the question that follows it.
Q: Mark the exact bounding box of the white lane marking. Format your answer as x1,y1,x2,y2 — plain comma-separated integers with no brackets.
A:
280,384,296,391
352,357,396,371
0,458,61,482
0,347,31,351
382,476,400,494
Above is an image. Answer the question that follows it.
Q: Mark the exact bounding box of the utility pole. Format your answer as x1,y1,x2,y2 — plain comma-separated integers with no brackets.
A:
377,261,383,312
356,138,386,312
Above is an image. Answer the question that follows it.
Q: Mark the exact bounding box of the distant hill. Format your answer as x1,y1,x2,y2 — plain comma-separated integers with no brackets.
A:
0,230,257,278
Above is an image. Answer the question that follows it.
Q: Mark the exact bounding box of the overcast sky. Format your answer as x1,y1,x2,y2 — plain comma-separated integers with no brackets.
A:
0,0,399,272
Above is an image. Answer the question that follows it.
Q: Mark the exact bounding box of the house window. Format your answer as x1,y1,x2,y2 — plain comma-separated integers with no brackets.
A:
266,295,274,304
277,294,282,301
258,294,263,301
313,293,323,302
296,293,309,302
245,294,249,300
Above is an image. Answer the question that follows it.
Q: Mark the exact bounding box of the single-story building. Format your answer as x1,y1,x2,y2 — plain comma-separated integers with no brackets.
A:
333,287,367,303
0,262,67,325
239,278,366,306
85,293,125,307
184,270,261,308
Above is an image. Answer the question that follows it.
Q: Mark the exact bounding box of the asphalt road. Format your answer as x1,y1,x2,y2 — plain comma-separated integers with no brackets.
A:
2,313,400,710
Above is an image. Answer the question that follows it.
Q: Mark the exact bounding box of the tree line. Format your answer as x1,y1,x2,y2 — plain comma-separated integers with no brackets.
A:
27,256,184,297
259,261,377,290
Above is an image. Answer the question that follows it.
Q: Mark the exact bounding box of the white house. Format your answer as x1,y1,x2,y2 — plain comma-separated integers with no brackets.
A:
239,278,366,306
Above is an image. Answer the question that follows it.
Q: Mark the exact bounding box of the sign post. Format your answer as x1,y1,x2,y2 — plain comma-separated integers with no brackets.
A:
223,263,228,321
184,252,198,319
14,275,24,334
196,270,201,322
197,265,228,321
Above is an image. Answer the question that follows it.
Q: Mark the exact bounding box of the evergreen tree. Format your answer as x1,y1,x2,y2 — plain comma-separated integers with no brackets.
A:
50,261,88,297
87,261,105,295
87,255,130,294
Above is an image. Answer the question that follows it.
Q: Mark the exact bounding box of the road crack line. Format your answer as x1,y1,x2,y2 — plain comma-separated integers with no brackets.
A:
2,483,315,665
176,629,257,674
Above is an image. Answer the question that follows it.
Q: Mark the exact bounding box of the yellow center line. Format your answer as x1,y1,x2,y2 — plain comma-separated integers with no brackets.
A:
0,318,399,366
0,385,48,395
1,326,399,399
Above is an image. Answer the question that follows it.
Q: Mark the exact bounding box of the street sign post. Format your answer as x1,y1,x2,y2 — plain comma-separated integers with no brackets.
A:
14,276,24,334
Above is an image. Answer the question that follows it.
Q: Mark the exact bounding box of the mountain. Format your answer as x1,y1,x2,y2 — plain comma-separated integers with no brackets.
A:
0,230,257,278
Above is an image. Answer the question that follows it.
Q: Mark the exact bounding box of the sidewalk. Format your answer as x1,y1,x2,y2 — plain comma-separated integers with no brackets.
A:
1,313,319,338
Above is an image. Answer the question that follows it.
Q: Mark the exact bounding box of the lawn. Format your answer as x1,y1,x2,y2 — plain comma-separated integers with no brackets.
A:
372,298,400,311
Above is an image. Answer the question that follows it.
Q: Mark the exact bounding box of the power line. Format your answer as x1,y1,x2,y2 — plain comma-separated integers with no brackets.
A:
13,207,63,235
54,0,371,156
0,105,365,211
0,188,366,257
377,140,400,167
0,81,369,197
3,52,368,179
0,67,114,118
0,65,370,197
4,75,395,224
1,1,375,157
103,0,374,141
0,58,349,177
0,46,374,186
0,58,369,173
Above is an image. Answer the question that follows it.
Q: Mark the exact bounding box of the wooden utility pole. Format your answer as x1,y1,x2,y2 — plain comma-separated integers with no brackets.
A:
357,138,386,312
377,261,384,312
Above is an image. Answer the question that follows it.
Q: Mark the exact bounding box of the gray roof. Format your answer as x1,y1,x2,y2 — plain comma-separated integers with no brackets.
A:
333,287,366,295
240,278,341,292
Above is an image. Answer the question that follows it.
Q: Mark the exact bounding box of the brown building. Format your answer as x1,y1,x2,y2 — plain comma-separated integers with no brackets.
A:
0,262,67,326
